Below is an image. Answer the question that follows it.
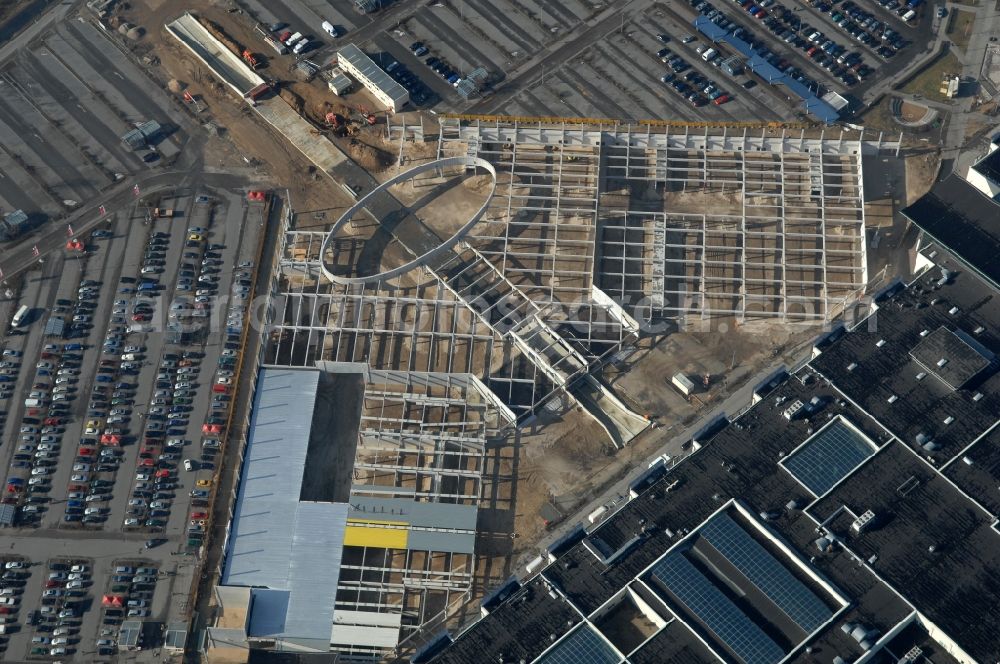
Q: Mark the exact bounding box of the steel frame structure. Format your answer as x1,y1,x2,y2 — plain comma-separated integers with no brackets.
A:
262,118,898,660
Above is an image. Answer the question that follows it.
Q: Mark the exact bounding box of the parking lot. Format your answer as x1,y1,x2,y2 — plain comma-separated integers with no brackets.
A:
0,185,266,660
0,16,188,242
221,0,934,122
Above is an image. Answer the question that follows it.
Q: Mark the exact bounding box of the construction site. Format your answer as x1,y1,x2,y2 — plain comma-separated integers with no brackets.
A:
62,3,914,662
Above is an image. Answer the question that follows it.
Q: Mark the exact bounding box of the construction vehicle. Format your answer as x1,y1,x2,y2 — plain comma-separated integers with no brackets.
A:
242,50,260,70
324,112,343,129
355,105,377,126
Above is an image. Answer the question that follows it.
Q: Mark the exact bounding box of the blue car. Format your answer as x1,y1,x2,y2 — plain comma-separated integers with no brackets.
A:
96,375,113,383
64,343,83,351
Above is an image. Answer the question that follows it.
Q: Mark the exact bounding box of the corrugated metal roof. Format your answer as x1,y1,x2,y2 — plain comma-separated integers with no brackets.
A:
349,495,478,531
337,43,409,106
223,367,348,643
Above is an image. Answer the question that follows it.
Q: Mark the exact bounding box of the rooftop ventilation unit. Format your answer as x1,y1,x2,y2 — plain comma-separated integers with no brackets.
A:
783,399,805,420
876,339,886,347
973,392,984,402
851,509,876,535
900,646,924,663
974,326,985,335
936,358,948,367
916,372,927,380
846,362,857,372
887,395,898,404
949,306,960,315
943,416,954,425
920,329,930,337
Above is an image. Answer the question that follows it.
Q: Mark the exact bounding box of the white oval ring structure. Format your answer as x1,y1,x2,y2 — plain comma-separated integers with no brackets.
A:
320,156,498,285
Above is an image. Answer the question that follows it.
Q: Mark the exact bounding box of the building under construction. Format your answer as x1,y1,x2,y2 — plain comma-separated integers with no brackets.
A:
212,118,898,662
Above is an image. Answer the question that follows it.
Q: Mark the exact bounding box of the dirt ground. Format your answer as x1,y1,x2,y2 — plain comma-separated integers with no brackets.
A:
899,100,931,123
904,150,942,205
110,1,358,215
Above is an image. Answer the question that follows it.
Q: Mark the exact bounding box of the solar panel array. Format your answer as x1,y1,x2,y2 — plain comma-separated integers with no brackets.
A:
783,418,876,495
649,552,785,664
701,512,834,633
536,624,621,664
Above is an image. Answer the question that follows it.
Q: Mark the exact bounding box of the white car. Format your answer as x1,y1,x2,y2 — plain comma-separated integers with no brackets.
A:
216,377,232,386
72,463,91,473
19,425,37,434
31,467,50,476
70,474,88,482
28,477,48,486
70,564,89,573
37,443,57,452
124,518,139,527
4,561,24,570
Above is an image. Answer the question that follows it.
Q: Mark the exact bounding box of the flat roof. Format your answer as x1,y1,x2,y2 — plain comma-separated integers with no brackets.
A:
431,576,583,664
901,175,1000,289
908,325,994,390
337,43,409,106
971,146,1000,185
809,269,1000,461
808,440,1000,662
942,427,1000,517
222,367,348,643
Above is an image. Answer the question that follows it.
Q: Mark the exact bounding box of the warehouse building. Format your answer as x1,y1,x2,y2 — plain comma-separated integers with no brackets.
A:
336,43,409,112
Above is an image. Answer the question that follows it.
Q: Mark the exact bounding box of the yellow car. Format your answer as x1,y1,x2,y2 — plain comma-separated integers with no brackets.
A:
187,233,203,242
86,418,102,429
196,479,213,488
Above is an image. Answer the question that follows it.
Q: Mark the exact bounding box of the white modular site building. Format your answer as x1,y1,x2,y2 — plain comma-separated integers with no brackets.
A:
337,43,409,112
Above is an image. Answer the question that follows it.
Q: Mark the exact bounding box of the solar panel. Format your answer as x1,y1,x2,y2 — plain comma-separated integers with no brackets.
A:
700,513,833,633
649,552,785,664
783,418,876,495
536,624,620,664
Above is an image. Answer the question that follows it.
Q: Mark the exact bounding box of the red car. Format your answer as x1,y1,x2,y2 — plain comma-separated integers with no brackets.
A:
132,313,149,322
154,469,171,479
139,458,155,467
78,447,96,457
190,511,208,520
714,94,730,105
44,417,63,426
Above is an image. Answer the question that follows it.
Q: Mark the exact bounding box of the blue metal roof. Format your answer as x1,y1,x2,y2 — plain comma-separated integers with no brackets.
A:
694,16,840,123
